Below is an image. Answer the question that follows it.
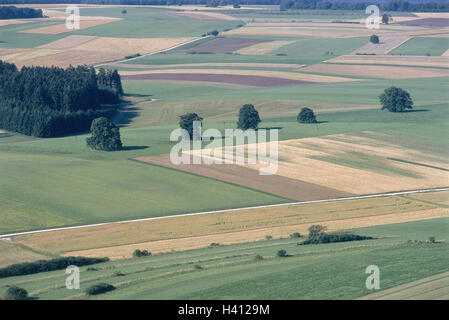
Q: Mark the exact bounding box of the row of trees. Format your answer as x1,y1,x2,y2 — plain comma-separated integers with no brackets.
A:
0,61,123,137
178,86,413,138
0,6,43,19
280,0,449,12
179,104,319,139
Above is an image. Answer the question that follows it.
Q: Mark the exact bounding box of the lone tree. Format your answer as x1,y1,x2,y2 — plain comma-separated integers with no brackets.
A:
237,104,261,130
370,34,380,44
4,286,28,300
297,107,317,124
379,87,414,112
86,117,122,151
308,225,327,238
382,13,392,24
179,113,203,140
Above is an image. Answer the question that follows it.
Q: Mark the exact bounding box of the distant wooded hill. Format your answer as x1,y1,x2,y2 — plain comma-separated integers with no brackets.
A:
1,0,448,10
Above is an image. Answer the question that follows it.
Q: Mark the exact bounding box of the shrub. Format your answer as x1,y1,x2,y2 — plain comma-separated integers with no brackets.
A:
428,236,436,243
207,30,219,36
3,286,28,300
277,249,288,257
113,271,125,276
132,249,151,258
297,107,317,124
85,283,115,295
254,255,264,261
209,243,221,248
265,235,273,240
308,225,327,238
194,265,203,270
290,232,301,238
370,34,379,44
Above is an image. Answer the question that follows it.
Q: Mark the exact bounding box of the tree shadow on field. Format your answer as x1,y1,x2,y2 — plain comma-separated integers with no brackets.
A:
122,145,149,151
403,109,429,113
258,127,283,130
115,106,141,127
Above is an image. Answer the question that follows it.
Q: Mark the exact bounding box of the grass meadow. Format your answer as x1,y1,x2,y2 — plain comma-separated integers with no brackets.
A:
390,37,449,56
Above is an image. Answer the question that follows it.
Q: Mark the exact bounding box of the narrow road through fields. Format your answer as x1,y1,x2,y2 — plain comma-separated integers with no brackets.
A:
1,187,448,239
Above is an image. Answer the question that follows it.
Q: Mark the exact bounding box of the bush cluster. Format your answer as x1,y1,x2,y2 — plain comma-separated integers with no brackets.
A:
0,257,109,278
85,283,116,295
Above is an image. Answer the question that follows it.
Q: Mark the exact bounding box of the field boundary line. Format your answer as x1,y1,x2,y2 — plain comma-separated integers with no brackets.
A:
1,187,448,239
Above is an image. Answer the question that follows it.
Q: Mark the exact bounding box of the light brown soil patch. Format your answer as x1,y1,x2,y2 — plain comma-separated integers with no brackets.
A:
6,37,193,68
173,11,238,21
119,68,358,83
113,62,305,69
136,154,351,201
62,208,449,259
0,240,51,268
0,48,63,63
301,63,449,79
19,19,120,34
240,133,449,194
38,35,97,49
223,24,421,38
0,19,29,27
15,193,448,259
235,40,297,55
327,54,449,68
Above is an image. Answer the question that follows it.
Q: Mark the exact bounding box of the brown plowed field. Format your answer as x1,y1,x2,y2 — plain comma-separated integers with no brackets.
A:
135,154,351,201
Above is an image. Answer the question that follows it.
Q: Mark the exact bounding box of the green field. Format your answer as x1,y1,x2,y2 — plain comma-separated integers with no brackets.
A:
390,37,449,56
1,76,448,234
123,37,368,66
75,7,243,38
0,218,447,299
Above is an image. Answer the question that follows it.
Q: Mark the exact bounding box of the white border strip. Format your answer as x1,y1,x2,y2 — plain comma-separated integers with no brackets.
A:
1,187,448,239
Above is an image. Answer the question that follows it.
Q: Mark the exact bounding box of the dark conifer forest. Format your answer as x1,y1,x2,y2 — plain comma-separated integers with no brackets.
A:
0,6,43,19
0,61,123,137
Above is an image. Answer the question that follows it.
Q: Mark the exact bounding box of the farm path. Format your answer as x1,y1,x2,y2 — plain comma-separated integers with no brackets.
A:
1,187,448,239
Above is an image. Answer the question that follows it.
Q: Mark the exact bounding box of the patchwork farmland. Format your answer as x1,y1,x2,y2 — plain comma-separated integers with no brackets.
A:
0,2,448,302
